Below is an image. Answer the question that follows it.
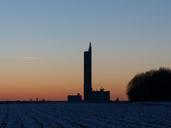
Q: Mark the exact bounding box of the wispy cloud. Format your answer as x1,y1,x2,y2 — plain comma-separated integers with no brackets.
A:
14,56,41,60
0,56,41,61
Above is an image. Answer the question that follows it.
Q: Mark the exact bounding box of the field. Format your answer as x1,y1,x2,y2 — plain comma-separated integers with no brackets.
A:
0,102,170,128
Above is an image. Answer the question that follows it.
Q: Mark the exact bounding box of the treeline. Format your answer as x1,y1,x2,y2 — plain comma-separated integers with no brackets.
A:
127,68,171,101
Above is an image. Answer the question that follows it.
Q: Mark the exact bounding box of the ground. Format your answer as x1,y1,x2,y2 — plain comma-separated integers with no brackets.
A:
0,102,170,128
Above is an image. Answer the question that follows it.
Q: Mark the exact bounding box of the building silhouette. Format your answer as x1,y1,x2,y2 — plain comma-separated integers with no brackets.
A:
84,43,110,102
68,93,82,102
84,43,92,101
68,43,110,102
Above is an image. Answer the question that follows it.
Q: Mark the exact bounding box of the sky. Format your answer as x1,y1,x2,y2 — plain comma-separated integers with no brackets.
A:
0,0,171,101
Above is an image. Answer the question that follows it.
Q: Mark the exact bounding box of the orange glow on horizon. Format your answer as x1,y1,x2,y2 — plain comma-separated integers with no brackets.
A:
0,56,130,101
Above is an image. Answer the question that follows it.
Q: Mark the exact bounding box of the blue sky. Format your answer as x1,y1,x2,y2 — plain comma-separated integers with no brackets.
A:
0,0,171,100
0,0,171,56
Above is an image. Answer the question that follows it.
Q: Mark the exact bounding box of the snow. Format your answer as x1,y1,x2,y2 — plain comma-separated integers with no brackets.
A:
0,102,170,128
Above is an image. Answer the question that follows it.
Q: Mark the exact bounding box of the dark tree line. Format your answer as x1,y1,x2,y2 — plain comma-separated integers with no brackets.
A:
127,68,171,101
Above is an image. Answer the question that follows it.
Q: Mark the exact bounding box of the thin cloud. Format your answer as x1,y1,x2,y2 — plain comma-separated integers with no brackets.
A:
0,56,41,60
15,56,41,60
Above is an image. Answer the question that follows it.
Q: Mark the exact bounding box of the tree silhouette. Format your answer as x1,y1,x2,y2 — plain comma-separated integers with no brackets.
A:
127,68,171,101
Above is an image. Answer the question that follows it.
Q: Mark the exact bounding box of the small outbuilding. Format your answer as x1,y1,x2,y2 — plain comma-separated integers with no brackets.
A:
68,93,82,102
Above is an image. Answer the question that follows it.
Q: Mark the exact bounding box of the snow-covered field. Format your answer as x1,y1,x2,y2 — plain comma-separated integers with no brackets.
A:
0,102,170,128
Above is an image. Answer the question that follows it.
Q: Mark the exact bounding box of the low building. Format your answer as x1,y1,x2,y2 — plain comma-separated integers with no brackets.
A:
90,88,110,102
68,93,82,102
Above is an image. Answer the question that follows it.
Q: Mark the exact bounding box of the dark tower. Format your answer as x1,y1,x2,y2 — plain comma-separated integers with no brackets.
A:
84,43,92,101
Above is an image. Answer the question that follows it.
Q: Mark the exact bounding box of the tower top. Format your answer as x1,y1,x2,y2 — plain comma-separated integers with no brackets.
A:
89,42,92,52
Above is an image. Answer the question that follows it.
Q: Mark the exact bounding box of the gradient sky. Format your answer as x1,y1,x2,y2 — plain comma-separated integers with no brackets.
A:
0,0,171,101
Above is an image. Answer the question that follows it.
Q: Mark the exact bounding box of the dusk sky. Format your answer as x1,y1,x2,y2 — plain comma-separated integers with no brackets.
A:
0,0,171,101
